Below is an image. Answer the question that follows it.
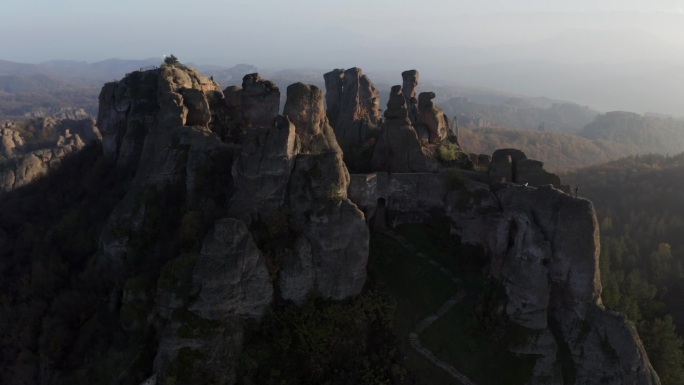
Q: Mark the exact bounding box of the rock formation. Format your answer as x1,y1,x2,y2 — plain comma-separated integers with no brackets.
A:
490,148,561,187
0,63,661,385
92,64,369,383
402,70,420,126
417,91,450,143
370,85,428,172
240,73,280,128
348,172,659,385
0,117,101,192
0,125,24,159
228,114,297,224
402,70,419,109
283,82,341,154
323,67,382,148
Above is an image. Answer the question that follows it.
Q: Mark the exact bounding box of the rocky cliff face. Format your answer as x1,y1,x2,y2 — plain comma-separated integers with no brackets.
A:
417,91,450,143
323,67,382,149
349,172,660,385
370,85,429,172
1,63,660,385
0,117,101,192
94,64,368,384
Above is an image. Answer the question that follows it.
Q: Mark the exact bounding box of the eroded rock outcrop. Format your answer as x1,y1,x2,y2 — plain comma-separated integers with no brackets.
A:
490,148,561,187
323,67,382,148
417,91,450,143
370,85,428,172
92,65,370,384
241,73,279,128
283,82,341,154
402,70,419,110
488,186,658,385
190,218,273,320
228,115,297,224
348,170,659,385
284,150,368,303
97,66,223,168
0,117,100,192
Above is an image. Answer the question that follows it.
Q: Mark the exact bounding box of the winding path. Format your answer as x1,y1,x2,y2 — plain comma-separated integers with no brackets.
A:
375,228,477,385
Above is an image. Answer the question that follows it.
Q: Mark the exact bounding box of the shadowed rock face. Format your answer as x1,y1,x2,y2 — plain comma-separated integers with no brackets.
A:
228,115,297,224
444,182,658,384
223,85,242,121
93,66,370,384
241,73,280,128
371,85,428,172
285,150,368,302
97,66,223,169
189,218,273,320
348,169,659,384
323,67,382,148
323,69,345,125
283,82,341,154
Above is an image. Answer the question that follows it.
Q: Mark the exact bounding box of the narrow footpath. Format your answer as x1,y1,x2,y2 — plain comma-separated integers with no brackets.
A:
375,228,477,385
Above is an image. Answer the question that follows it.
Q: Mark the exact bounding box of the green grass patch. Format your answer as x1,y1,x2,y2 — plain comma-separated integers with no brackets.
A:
369,233,456,334
369,225,536,384
420,295,537,385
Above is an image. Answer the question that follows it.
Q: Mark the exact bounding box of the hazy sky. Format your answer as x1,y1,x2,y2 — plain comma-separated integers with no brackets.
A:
4,0,684,114
3,0,684,64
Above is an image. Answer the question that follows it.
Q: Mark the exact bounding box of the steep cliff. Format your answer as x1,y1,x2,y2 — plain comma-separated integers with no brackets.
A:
0,63,662,385
349,172,660,385
92,64,368,384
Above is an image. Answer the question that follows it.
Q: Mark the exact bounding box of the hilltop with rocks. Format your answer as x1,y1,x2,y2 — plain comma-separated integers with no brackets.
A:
0,62,661,385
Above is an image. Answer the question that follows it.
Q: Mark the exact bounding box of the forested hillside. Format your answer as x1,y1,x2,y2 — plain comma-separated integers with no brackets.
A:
460,112,684,172
564,154,684,384
458,126,610,171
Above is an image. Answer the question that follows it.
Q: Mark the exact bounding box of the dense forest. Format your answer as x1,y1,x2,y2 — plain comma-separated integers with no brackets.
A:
564,153,684,384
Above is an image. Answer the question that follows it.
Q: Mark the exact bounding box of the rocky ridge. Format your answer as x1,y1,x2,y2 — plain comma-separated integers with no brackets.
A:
0,61,661,385
94,63,660,384
94,64,368,383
